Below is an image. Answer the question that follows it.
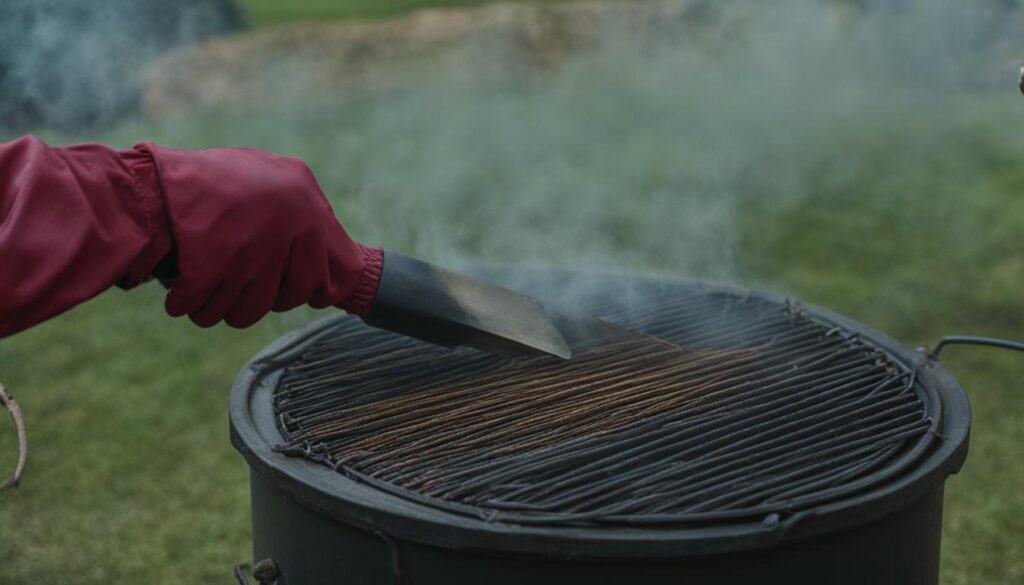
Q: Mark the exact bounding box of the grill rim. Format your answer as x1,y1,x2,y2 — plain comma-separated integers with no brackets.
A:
230,272,970,559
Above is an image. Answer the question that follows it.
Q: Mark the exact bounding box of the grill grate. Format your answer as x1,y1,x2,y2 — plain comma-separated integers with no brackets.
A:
272,288,935,526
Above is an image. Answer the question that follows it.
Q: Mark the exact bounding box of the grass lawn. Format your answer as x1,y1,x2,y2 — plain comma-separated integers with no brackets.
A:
3,2,1024,583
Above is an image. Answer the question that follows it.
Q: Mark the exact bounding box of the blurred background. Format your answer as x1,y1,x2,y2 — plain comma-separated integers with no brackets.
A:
1,0,1023,582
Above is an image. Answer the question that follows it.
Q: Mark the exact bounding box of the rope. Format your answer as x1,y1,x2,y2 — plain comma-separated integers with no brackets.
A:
0,383,27,491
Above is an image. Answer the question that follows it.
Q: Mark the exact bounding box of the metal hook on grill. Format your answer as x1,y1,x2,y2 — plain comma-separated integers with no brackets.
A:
0,383,27,491
927,336,1024,360
234,559,279,585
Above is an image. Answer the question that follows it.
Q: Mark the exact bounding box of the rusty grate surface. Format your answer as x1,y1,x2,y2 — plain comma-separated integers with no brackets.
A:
271,289,935,526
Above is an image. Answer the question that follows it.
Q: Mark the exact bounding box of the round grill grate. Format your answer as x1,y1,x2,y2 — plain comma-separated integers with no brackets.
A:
271,287,936,527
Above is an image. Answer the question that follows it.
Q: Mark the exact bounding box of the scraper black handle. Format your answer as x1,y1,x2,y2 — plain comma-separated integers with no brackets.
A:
360,250,479,349
153,250,179,289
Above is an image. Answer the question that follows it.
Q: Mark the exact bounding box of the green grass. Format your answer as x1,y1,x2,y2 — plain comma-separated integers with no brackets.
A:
4,92,1024,584
0,288,262,582
3,3,1024,582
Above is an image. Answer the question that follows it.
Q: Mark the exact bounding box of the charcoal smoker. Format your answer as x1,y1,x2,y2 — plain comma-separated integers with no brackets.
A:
230,267,999,585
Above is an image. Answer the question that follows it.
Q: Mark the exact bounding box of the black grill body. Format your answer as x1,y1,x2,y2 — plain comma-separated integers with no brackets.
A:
230,270,970,585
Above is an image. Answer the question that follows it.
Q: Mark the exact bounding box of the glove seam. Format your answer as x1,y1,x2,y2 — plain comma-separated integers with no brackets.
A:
125,157,155,243
118,147,175,288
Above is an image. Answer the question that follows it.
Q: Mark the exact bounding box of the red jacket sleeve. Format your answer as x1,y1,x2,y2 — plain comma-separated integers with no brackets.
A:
0,136,172,337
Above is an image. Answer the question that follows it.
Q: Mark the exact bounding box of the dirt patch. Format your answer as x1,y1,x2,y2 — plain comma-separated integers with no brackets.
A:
141,0,723,117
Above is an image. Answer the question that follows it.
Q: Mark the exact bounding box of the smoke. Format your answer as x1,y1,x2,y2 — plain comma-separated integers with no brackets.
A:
303,0,1019,278
7,0,1023,322
0,0,242,130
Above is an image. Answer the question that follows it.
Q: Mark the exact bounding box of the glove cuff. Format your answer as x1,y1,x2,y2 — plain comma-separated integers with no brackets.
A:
114,147,174,288
338,243,383,316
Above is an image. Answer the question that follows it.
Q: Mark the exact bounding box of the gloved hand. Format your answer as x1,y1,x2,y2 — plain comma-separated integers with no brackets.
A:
137,143,383,328
0,136,381,337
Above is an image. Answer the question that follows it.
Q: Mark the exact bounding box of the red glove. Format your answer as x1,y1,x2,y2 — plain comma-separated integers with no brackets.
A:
0,136,382,337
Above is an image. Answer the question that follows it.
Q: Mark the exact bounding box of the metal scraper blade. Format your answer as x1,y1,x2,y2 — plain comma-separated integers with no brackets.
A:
360,251,572,359
550,311,685,356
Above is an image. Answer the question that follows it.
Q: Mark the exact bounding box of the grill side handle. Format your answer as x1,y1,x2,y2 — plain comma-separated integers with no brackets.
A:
926,336,1024,359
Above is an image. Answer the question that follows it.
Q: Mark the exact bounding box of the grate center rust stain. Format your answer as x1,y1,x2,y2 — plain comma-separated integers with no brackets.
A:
272,291,933,526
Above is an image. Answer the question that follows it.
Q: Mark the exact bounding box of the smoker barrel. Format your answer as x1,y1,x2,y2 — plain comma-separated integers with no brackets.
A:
230,269,970,585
